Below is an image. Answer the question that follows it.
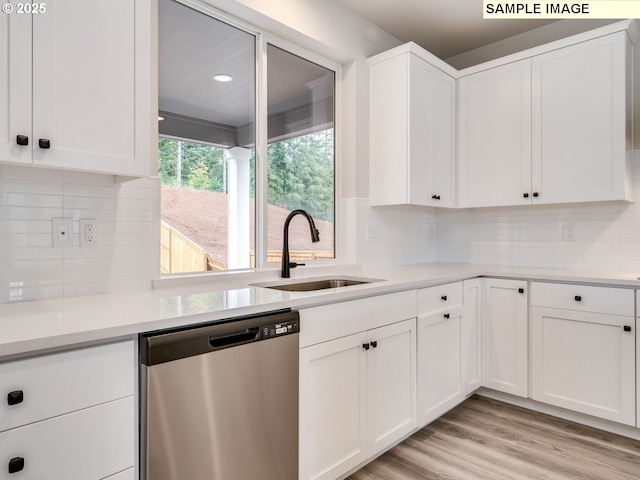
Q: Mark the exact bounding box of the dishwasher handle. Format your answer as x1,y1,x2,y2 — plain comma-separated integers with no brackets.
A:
210,327,260,348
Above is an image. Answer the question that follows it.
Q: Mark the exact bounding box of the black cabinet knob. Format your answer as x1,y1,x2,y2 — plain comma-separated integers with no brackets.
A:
7,390,23,406
431,195,441,200
575,295,582,302
518,288,524,294
523,193,529,198
624,325,632,332
533,192,539,197
362,343,370,350
441,295,447,301
371,341,377,348
444,313,450,319
8,457,25,474
16,135,28,146
38,138,51,149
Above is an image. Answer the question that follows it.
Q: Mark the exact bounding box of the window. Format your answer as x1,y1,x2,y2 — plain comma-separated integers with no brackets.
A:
158,0,336,274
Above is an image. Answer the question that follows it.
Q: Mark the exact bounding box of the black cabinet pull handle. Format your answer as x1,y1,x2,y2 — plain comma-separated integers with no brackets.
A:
441,295,447,301
523,193,529,198
533,192,539,197
38,138,50,149
431,195,440,200
7,390,23,406
444,313,450,319
371,341,377,348
16,135,28,146
624,325,632,332
518,288,524,294
362,343,370,350
575,296,582,301
8,457,25,474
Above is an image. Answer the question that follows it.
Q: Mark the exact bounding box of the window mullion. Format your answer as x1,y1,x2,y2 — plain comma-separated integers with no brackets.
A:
254,34,269,269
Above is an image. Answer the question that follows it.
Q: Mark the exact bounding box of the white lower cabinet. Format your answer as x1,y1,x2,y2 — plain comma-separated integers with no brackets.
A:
416,280,482,427
482,278,528,397
299,294,417,480
418,307,464,426
0,397,134,480
0,340,135,479
462,279,482,394
531,282,635,426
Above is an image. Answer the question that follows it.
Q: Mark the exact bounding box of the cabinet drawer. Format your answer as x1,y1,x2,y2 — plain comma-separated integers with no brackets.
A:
418,282,463,316
0,340,134,432
300,291,416,348
531,282,634,316
0,396,134,480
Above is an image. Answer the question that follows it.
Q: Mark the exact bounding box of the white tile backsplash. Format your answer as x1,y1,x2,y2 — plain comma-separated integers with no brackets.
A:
437,151,640,272
0,166,160,302
3,151,640,302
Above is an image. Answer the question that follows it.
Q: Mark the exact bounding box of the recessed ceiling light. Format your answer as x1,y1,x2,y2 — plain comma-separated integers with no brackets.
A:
158,116,164,121
213,74,233,83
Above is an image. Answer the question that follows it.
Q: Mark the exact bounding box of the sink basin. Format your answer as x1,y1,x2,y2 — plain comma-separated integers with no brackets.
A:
252,276,382,292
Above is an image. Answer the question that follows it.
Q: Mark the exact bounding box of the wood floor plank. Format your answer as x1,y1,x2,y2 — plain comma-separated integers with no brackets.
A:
347,395,640,480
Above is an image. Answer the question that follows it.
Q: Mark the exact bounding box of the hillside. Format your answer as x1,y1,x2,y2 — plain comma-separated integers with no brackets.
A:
161,185,334,266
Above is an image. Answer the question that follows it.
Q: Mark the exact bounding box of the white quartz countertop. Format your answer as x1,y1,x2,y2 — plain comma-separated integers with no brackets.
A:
2,262,639,358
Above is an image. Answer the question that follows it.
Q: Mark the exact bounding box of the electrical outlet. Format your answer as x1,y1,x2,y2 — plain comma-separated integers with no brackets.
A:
52,218,73,247
80,219,98,247
563,223,576,241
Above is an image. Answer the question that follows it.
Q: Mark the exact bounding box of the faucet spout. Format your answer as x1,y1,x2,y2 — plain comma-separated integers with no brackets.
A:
281,209,320,278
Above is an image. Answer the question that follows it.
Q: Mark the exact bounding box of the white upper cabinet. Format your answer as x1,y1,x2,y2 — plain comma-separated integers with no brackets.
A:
458,60,532,208
458,28,634,208
369,45,456,207
532,32,632,204
0,0,153,177
0,13,31,165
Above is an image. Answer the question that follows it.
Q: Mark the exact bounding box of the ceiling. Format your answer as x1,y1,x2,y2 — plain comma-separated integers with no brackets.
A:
334,0,558,59
159,0,334,147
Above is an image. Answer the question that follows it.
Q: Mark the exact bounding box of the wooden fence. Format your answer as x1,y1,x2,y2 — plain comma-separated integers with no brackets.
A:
162,221,333,273
161,221,217,273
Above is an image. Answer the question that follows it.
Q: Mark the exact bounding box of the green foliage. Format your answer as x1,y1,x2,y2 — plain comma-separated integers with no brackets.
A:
158,129,335,223
267,129,334,222
187,161,211,190
158,138,225,191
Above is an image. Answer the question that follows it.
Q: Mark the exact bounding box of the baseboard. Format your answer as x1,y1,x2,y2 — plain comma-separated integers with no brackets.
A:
476,387,640,441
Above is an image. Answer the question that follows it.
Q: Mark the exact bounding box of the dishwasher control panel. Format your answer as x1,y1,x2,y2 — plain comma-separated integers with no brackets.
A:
262,319,299,338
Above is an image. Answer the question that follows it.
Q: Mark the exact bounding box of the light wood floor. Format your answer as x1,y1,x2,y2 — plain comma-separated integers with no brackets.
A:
347,395,640,480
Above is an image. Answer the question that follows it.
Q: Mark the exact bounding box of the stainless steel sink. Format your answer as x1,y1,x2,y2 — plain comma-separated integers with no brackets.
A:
251,276,381,292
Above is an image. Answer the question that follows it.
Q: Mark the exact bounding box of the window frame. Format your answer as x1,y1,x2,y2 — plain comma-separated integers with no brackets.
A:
159,0,342,277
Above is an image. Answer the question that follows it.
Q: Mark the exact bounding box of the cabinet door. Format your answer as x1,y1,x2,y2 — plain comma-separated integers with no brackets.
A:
369,52,455,207
422,61,456,208
0,13,31,164
458,59,532,207
299,332,368,480
482,278,528,397
463,278,482,394
532,32,631,204
369,53,411,206
31,0,151,176
367,319,417,454
531,307,635,426
417,309,463,427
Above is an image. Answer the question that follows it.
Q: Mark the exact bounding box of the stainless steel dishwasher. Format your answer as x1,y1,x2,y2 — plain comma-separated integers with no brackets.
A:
139,309,299,480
